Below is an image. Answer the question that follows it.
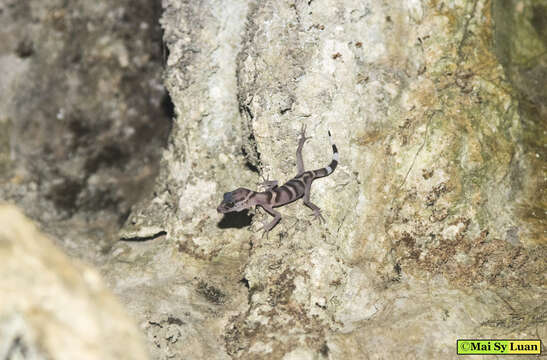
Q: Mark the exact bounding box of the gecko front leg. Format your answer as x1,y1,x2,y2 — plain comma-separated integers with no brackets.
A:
259,179,278,191
258,204,281,237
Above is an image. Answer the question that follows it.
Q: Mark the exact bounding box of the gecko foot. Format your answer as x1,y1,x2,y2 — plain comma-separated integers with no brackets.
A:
309,209,325,223
299,124,312,145
259,220,274,238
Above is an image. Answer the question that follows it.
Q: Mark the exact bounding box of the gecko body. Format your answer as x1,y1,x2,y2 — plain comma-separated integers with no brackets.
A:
217,125,338,234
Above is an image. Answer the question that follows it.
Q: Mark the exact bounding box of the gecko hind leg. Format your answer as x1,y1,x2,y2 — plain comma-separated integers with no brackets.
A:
303,199,325,223
302,184,325,223
296,124,312,175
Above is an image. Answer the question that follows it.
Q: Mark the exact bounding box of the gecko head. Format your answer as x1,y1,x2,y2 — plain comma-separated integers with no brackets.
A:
217,188,253,213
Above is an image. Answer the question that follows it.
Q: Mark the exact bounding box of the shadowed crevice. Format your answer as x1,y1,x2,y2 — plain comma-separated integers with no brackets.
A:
217,210,253,229
120,231,167,242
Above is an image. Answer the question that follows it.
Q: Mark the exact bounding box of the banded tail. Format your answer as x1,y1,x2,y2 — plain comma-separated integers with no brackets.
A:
312,130,338,179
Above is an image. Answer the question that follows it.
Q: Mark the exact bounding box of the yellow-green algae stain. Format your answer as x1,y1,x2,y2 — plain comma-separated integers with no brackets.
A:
382,0,545,291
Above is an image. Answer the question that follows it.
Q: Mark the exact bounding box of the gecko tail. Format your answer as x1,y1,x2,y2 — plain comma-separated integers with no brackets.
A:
312,130,338,178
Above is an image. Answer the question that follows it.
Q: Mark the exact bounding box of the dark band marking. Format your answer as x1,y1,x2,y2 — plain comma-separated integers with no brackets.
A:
315,169,327,178
290,177,306,185
272,188,281,204
286,180,304,195
273,186,290,204
284,182,301,198
280,186,291,199
293,174,305,183
283,184,296,198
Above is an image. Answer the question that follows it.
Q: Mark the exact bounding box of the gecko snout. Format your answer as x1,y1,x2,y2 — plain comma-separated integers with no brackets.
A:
217,204,229,213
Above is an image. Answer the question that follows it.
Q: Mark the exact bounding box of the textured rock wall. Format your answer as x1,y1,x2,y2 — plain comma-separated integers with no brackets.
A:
0,0,170,357
0,0,544,359
111,0,545,359
0,0,171,262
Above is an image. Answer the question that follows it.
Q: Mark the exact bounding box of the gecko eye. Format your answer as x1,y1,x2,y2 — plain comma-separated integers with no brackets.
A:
225,201,235,207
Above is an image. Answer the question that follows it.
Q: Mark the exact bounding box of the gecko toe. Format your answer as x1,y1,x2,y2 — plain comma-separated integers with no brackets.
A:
299,124,311,138
308,210,325,223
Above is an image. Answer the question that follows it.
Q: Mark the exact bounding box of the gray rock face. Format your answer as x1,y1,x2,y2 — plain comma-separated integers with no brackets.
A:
0,205,149,360
110,0,545,359
0,0,171,262
0,0,544,359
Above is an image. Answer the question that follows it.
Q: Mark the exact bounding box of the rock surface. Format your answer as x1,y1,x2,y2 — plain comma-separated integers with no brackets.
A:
110,0,545,359
0,0,171,262
0,0,544,359
0,205,149,360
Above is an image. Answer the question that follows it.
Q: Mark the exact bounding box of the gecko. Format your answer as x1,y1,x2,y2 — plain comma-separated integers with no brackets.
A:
217,125,338,234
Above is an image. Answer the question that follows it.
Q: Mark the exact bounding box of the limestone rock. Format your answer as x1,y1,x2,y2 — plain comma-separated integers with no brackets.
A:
0,205,149,360
111,0,545,358
0,0,171,263
0,0,544,358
